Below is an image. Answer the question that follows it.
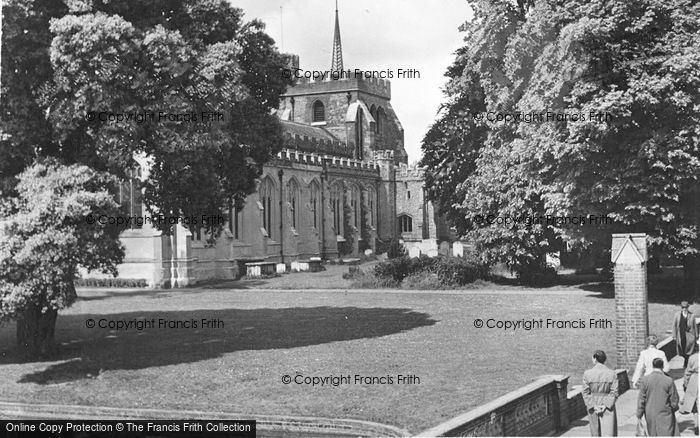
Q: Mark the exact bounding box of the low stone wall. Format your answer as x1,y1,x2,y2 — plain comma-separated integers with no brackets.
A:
419,370,630,437
657,336,676,361
0,402,408,438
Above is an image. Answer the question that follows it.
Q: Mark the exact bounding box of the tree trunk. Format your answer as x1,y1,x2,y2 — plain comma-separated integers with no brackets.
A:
16,303,58,360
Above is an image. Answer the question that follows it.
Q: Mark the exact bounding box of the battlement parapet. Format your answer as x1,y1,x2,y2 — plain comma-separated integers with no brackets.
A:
286,73,390,99
396,163,426,178
275,149,380,173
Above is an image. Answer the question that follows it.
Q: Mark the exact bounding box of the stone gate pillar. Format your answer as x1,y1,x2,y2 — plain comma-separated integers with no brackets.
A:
611,233,649,371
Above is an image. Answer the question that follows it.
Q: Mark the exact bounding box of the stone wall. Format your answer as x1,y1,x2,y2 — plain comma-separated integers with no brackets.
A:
0,402,409,438
419,371,630,437
82,149,385,287
396,166,428,241
394,164,450,243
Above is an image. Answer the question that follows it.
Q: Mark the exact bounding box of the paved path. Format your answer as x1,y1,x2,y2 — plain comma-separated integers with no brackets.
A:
561,357,697,436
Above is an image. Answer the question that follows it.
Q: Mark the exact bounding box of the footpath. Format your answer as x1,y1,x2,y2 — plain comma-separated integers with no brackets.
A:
561,357,697,436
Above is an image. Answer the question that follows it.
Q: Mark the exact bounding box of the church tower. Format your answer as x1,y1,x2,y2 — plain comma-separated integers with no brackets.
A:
276,3,408,165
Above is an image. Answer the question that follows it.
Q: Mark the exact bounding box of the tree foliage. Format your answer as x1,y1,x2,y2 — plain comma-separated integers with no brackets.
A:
0,0,293,356
2,0,293,232
421,0,700,278
0,160,124,320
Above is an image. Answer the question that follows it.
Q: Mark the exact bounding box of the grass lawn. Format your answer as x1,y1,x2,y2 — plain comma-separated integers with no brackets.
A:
0,271,693,434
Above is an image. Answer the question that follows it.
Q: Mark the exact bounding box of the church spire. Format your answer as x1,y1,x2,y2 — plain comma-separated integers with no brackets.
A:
330,0,344,72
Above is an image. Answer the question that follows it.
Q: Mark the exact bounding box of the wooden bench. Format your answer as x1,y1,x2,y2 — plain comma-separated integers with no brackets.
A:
245,261,277,277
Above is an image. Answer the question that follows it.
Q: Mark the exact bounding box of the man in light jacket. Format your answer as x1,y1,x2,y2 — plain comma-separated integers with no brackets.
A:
632,334,670,388
583,350,618,436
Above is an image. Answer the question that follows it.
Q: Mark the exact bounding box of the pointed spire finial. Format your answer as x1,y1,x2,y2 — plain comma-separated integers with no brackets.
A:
331,0,343,72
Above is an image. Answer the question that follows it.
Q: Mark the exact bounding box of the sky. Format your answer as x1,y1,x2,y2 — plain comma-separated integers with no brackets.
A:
231,0,473,162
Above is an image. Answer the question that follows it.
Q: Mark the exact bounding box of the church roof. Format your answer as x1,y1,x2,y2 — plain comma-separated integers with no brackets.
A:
280,120,352,158
280,120,339,142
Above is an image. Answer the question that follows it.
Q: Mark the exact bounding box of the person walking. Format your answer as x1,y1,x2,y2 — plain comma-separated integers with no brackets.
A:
637,357,680,436
680,339,698,433
632,334,670,388
673,301,697,368
582,350,618,436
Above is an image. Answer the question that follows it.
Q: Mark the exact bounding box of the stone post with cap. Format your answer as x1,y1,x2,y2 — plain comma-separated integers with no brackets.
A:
611,233,649,371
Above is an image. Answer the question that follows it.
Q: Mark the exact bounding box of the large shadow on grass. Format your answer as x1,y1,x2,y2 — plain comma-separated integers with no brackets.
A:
75,280,272,302
3,307,436,384
580,269,695,305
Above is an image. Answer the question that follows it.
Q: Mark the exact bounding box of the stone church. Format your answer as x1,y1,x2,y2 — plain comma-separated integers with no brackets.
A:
91,7,449,287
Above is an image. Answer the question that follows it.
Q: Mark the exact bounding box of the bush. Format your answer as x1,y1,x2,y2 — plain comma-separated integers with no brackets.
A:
343,266,364,279
374,255,436,282
376,239,406,259
431,257,488,286
402,272,441,289
373,255,487,287
74,278,148,288
347,268,400,288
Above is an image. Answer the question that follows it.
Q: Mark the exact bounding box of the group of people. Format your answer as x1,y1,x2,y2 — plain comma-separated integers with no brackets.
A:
582,301,698,437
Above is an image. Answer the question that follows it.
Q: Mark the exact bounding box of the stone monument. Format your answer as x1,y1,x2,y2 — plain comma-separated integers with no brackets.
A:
611,233,648,371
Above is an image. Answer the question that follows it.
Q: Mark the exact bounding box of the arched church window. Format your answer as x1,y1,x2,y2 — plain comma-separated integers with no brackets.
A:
313,100,325,122
349,185,361,233
228,198,243,240
119,166,142,229
330,183,343,235
287,179,299,229
309,181,320,229
367,188,375,227
377,107,385,138
260,177,276,240
398,214,413,233
355,108,364,159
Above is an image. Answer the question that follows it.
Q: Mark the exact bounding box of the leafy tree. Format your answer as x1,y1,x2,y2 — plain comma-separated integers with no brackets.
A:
0,160,125,358
45,0,293,228
1,0,293,356
422,0,700,285
0,0,68,191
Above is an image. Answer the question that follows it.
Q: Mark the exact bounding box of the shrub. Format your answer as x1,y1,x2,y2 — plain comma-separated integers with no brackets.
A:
347,269,400,288
431,257,488,286
402,272,441,289
74,278,148,288
373,255,488,287
376,239,406,259
373,256,410,282
342,266,364,279
374,255,436,282
360,252,377,263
